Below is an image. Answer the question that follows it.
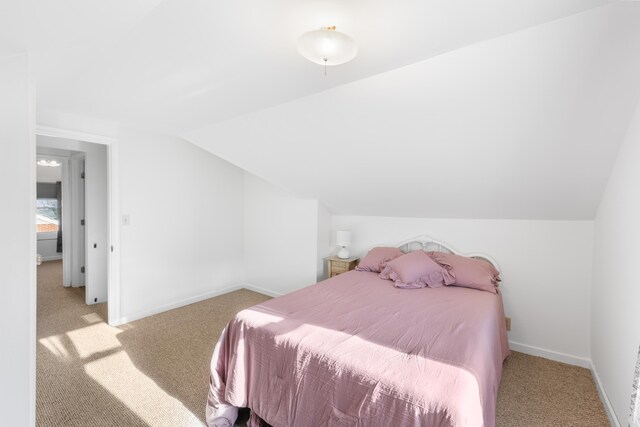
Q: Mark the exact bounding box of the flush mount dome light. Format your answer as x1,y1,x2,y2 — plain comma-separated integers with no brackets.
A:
37,160,61,167
297,26,357,74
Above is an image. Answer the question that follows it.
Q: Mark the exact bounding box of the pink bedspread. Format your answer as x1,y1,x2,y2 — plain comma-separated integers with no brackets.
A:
207,270,509,427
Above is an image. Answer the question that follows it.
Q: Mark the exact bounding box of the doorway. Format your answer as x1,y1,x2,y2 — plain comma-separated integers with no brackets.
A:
36,135,109,308
33,126,121,426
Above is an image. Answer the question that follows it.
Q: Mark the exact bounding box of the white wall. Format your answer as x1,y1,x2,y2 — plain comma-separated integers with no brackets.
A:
591,99,640,425
118,130,245,321
317,203,332,281
0,54,35,427
36,163,62,183
38,110,119,140
332,215,594,364
243,172,325,296
36,240,60,262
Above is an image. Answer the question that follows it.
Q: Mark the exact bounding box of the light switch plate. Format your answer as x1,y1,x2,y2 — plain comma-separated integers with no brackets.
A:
122,214,130,226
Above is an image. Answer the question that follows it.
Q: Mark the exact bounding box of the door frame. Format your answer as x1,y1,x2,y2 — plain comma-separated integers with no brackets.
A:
35,125,121,325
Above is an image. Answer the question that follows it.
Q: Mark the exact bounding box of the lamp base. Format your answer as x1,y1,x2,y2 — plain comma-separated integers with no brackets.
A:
337,247,350,259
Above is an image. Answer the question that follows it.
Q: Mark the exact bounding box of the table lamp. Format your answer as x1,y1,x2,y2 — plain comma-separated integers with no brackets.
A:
336,230,351,259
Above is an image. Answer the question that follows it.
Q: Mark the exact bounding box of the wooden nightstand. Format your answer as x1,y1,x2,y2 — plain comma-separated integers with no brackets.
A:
326,256,359,278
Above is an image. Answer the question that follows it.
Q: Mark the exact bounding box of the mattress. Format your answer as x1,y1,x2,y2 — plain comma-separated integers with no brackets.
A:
207,270,510,427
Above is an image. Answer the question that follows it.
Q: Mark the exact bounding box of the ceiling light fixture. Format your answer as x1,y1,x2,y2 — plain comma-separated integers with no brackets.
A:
37,160,61,167
297,26,358,75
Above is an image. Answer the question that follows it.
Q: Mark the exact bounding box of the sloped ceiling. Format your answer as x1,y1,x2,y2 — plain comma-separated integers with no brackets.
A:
34,0,605,133
13,0,640,220
184,3,640,220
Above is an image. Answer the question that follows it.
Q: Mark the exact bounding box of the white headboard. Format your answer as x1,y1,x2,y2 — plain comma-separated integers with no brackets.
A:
393,234,500,272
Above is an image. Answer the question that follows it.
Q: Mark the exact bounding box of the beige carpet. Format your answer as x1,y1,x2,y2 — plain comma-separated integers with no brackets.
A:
37,260,610,426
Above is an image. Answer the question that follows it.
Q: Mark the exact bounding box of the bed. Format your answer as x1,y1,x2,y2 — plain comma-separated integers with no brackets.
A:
206,236,510,427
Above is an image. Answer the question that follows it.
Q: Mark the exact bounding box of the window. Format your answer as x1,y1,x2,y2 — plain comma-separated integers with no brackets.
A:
36,199,59,233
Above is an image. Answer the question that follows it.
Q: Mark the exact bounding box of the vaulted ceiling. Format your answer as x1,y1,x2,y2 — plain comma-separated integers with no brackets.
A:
11,0,605,132
184,3,640,219
5,0,640,219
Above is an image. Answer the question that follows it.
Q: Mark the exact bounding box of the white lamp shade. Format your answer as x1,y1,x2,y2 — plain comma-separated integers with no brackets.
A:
336,230,351,247
297,28,358,66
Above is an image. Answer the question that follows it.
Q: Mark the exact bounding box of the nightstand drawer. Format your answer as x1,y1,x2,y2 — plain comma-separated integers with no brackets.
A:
331,265,347,274
331,261,348,270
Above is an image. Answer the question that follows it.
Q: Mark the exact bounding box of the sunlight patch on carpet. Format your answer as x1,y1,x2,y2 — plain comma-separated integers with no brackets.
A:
84,350,204,427
39,335,70,359
66,323,122,358
81,312,104,324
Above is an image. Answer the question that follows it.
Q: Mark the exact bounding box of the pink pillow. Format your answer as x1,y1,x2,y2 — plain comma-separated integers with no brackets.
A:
378,251,455,289
427,252,500,294
356,247,404,273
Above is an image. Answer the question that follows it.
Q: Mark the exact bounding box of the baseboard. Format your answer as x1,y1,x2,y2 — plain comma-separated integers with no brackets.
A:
591,362,621,427
41,255,63,262
243,283,284,298
508,340,591,368
113,284,244,325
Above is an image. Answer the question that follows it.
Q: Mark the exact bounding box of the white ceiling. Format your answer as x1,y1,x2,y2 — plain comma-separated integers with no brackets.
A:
36,163,62,184
31,0,605,133
6,0,640,220
184,3,640,220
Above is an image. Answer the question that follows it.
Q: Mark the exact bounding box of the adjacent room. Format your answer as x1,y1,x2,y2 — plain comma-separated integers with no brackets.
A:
2,1,640,427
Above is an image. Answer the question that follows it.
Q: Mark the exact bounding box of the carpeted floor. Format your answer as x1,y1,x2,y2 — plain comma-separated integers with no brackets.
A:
36,260,610,426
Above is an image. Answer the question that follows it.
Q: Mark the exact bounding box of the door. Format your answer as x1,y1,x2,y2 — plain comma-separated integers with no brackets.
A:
84,143,108,305
68,154,86,287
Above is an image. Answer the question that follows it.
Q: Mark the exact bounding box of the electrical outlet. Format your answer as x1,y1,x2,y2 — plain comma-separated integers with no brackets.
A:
505,317,512,331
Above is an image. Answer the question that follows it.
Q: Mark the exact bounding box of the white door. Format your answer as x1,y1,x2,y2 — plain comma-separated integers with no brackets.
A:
68,154,86,287
84,143,108,305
